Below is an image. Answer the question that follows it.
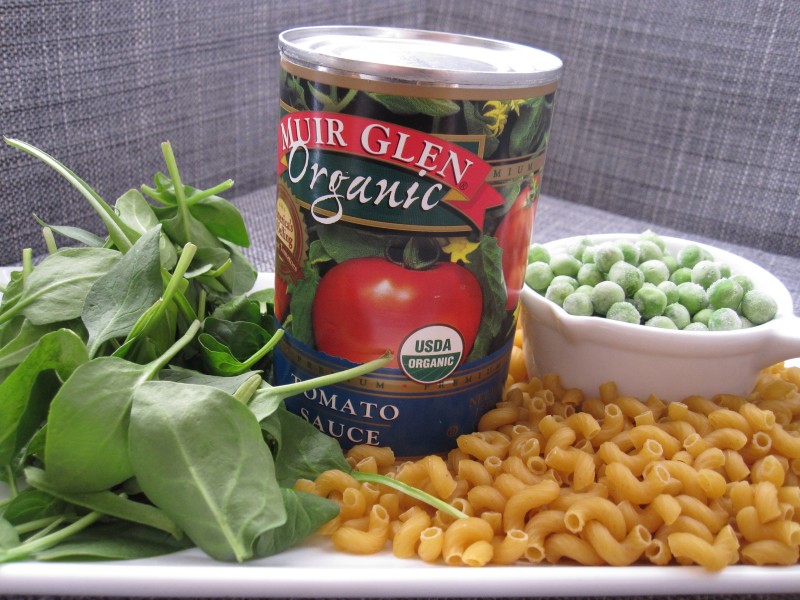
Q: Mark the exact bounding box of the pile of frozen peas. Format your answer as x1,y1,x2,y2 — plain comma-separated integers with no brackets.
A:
524,230,778,330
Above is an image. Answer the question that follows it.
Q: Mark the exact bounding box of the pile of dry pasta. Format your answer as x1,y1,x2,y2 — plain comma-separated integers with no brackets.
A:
295,329,800,570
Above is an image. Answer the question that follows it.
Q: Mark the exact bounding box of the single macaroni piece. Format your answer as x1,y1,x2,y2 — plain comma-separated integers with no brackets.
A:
668,525,740,571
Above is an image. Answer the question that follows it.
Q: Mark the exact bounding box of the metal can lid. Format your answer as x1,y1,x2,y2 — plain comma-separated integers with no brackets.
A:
279,26,562,89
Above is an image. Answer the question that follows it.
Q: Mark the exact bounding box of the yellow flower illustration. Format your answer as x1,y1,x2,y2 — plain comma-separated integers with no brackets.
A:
442,237,480,264
483,99,526,136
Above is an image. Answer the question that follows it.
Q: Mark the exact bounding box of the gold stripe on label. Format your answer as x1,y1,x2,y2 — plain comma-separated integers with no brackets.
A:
279,340,510,399
281,60,559,101
485,154,547,183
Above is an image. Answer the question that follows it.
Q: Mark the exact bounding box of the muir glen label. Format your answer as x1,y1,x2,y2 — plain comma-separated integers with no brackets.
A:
273,27,561,456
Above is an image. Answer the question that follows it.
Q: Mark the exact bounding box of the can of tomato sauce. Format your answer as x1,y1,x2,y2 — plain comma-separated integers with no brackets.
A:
274,26,562,456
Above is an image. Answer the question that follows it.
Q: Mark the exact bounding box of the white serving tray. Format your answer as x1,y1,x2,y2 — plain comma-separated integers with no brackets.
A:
1,267,799,597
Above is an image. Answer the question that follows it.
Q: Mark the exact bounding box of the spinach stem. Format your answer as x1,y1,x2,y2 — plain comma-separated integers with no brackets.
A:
42,227,58,254
160,142,191,245
240,328,285,371
163,243,198,306
4,138,133,253
351,471,468,520
185,179,234,205
233,374,263,404
17,516,66,541
262,350,393,403
144,319,201,380
0,510,103,563
21,248,33,279
13,516,65,536
4,465,18,498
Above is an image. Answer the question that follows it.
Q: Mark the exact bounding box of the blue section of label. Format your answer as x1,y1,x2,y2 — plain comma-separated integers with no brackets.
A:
273,335,512,457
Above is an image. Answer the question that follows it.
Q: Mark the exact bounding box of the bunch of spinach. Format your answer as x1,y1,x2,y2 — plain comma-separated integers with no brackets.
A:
0,139,464,564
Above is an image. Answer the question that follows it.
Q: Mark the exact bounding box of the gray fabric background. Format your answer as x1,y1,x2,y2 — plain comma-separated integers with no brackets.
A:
2,0,799,265
1,1,799,597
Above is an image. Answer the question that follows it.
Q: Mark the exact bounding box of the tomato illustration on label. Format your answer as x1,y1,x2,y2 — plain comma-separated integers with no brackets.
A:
312,256,483,371
494,181,536,311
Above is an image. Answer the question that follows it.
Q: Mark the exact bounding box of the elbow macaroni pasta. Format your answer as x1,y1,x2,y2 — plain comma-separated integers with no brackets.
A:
303,334,800,570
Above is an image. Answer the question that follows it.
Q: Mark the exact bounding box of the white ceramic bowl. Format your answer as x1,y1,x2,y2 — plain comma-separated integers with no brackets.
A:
520,233,800,401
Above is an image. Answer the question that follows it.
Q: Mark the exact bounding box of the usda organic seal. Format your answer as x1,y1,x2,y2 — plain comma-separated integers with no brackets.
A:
399,325,464,384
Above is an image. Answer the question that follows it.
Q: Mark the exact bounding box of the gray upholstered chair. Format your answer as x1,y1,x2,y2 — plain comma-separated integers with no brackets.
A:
2,0,798,317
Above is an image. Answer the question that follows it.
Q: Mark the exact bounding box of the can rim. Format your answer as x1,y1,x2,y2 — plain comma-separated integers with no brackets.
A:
279,26,563,88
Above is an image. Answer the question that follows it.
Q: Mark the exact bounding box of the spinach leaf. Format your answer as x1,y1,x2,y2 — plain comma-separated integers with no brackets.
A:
43,358,157,492
0,319,82,371
270,406,350,487
0,248,121,327
115,189,178,269
128,381,286,562
1,488,65,525
25,467,182,538
0,329,88,467
143,174,249,248
32,521,192,562
44,322,201,492
158,366,261,395
252,489,338,558
0,519,20,550
32,215,106,248
197,324,283,377
82,226,163,357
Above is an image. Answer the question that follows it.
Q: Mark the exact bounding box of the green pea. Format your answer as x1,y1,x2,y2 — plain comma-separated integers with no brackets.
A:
692,307,714,326
581,245,597,264
669,267,692,285
551,275,579,290
716,262,731,278
676,282,709,316
740,290,778,325
707,307,742,331
639,259,670,285
575,284,595,295
639,230,666,252
591,280,626,316
562,292,594,316
636,240,663,262
684,322,709,331
594,242,625,273
677,244,703,269
645,316,679,329
657,281,679,305
731,274,754,296
525,261,554,292
664,302,691,329
707,278,744,310
691,260,721,289
607,261,644,296
566,237,593,260
545,281,575,307
606,301,641,324
550,252,582,278
616,240,640,265
633,285,668,319
662,254,678,274
528,244,551,264
577,262,604,287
